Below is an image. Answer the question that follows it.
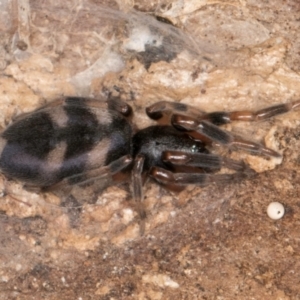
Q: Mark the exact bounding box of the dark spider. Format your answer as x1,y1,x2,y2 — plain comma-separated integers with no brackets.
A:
0,97,295,232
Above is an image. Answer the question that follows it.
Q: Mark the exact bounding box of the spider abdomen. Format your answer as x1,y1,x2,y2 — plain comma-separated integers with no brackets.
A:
0,98,132,187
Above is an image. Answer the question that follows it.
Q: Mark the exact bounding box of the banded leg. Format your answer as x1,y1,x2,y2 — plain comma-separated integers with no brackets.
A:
201,100,300,125
146,100,300,126
146,101,205,124
172,114,281,157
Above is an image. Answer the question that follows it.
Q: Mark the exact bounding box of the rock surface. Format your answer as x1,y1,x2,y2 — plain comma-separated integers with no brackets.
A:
0,0,300,299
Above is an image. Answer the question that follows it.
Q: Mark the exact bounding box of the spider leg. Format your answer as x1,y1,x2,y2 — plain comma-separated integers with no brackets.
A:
146,100,300,126
45,155,132,192
25,155,131,228
146,101,205,124
150,166,247,187
132,154,147,234
172,114,281,157
201,100,300,125
162,150,248,172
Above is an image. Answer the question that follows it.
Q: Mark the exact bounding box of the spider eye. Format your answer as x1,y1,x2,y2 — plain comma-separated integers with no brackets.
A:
191,145,198,153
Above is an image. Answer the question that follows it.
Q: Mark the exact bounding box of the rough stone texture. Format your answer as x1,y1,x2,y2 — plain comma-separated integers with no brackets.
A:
0,0,300,299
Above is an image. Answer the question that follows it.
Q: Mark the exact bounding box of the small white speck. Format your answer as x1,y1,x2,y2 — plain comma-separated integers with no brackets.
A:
163,276,180,288
122,208,134,223
267,202,285,220
184,269,192,276
213,218,221,224
142,274,179,288
170,211,177,217
1,276,9,282
19,235,26,241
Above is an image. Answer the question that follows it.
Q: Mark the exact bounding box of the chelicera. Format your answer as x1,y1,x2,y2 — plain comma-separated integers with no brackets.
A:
0,97,297,231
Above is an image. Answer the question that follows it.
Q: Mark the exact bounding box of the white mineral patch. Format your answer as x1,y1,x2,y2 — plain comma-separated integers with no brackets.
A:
70,50,124,95
142,274,180,289
124,25,163,52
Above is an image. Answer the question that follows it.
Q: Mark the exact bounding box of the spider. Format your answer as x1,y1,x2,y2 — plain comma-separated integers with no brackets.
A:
0,97,296,232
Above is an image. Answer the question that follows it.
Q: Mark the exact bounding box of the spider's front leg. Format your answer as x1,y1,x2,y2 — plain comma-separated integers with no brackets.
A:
146,101,206,124
146,100,300,158
147,100,300,125
172,114,281,157
200,100,300,125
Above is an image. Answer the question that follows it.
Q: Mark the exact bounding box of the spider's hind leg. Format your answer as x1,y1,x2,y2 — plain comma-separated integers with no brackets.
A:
45,155,133,206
